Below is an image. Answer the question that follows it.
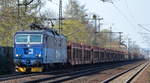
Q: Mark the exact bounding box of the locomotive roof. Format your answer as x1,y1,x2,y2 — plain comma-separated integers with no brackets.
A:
16,30,47,34
15,23,66,37
16,27,57,34
15,29,67,39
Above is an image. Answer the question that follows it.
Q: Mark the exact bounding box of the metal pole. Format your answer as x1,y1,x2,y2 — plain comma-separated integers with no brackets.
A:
95,17,97,45
59,0,62,34
25,0,27,13
97,18,102,46
59,0,62,47
119,32,123,49
17,0,20,18
93,15,97,45
119,32,121,48
110,26,112,49
17,0,20,30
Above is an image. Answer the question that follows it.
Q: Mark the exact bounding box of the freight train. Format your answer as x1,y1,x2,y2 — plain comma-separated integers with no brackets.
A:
13,23,144,72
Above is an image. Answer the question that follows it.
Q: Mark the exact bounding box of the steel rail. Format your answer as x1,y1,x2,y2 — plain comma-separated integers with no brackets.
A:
0,73,22,79
101,62,149,83
0,63,109,82
24,64,117,83
126,62,149,83
24,61,141,83
0,60,144,83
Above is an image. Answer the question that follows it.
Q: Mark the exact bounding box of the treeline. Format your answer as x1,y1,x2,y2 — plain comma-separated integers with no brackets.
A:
0,0,142,75
0,0,140,53
0,0,42,46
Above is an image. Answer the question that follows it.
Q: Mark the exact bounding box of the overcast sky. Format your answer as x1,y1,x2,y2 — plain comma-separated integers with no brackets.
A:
44,0,150,49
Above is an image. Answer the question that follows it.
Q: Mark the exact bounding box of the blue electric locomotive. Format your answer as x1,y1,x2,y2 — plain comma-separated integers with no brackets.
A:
14,24,67,72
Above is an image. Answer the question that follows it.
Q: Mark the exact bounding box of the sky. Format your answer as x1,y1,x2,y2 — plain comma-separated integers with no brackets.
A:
44,0,150,49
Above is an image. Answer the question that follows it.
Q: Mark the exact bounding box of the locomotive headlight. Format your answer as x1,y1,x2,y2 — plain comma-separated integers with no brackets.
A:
38,54,41,57
16,54,20,57
36,54,41,57
16,54,19,57
16,54,21,57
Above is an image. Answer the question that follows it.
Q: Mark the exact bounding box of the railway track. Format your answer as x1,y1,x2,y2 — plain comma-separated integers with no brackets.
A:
23,61,144,83
0,68,82,82
0,73,21,79
102,61,149,83
25,65,114,83
0,63,108,82
0,60,145,83
0,72,46,82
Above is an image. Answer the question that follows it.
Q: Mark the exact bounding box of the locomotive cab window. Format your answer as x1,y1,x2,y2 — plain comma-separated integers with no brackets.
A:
15,34,43,44
30,35,42,43
15,35,28,43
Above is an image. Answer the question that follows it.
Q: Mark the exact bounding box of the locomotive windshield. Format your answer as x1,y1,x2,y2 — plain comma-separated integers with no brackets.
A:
15,35,28,43
15,34,43,44
30,35,42,43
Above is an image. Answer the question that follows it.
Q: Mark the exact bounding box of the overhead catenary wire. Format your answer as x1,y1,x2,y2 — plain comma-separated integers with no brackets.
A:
101,0,146,32
121,1,150,46
138,24,150,33
100,0,149,49
124,0,137,23
112,4,138,30
24,0,34,5
100,0,139,30
112,1,150,34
